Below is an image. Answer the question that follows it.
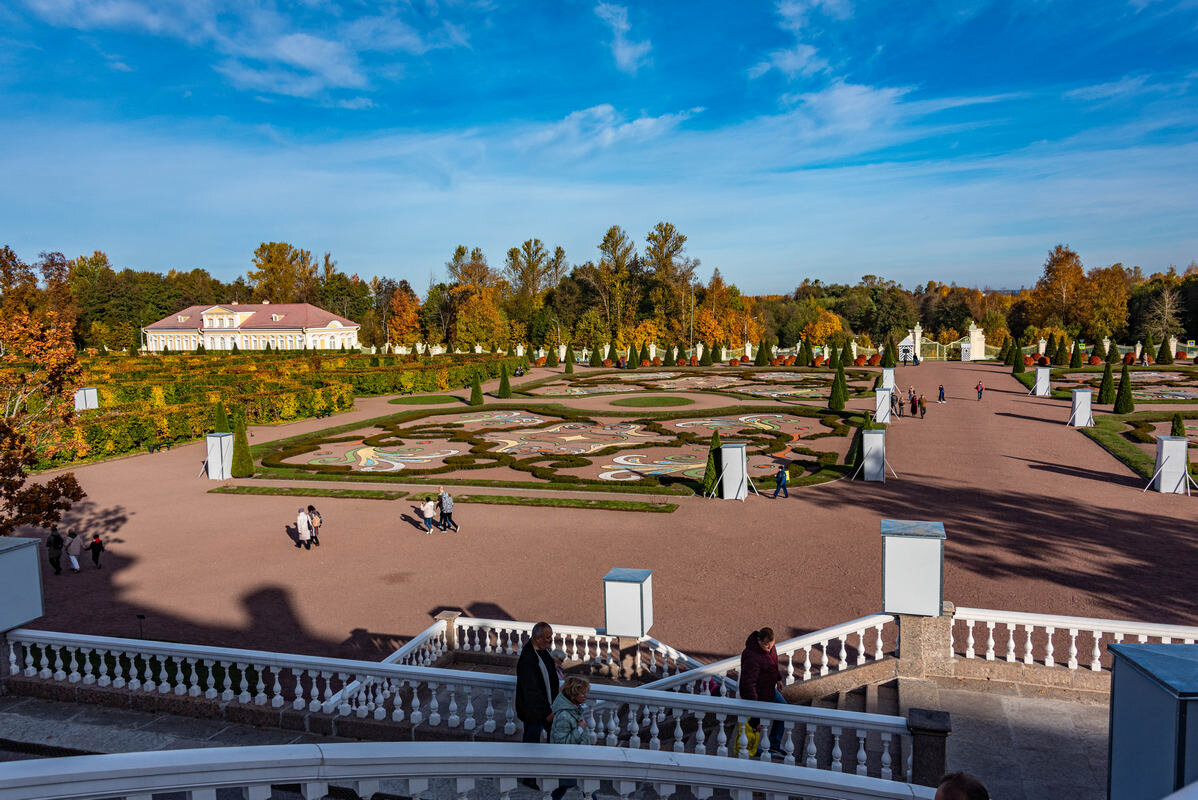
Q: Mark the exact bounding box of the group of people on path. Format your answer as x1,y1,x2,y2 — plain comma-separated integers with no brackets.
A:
45,526,103,574
419,487,461,534
890,385,930,419
294,505,323,549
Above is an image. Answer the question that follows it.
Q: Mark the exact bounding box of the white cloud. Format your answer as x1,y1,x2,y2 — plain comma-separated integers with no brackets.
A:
594,3,651,74
516,104,700,158
337,97,374,110
1066,76,1150,101
750,0,848,80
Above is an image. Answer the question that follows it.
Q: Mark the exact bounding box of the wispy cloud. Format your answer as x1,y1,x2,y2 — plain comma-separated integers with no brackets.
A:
594,3,651,74
516,103,701,158
749,0,849,79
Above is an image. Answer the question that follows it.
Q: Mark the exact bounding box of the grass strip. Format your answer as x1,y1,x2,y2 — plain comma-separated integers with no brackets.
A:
407,492,677,513
251,469,693,495
608,395,695,407
1083,411,1197,480
389,395,463,405
209,485,407,500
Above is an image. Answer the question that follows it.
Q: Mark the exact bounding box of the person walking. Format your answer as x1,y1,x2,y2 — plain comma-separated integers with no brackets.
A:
516,621,559,743
548,676,593,800
909,390,918,417
306,505,322,547
295,508,312,550
64,530,84,573
46,526,64,575
938,384,945,404
896,392,905,417
420,498,438,534
86,534,105,569
739,627,787,755
919,394,927,419
772,463,789,499
438,487,460,532
976,381,985,401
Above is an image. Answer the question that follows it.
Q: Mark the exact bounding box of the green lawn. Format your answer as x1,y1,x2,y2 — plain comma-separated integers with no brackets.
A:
608,395,695,407
389,395,462,405
406,492,677,513
209,485,407,500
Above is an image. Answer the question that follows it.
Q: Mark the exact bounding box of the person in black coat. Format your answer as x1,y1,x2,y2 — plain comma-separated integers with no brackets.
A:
515,621,559,742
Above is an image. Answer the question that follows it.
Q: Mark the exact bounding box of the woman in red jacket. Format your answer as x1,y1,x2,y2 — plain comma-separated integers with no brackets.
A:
738,627,787,754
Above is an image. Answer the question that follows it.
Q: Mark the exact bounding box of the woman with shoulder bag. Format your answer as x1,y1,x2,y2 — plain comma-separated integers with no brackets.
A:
307,505,322,546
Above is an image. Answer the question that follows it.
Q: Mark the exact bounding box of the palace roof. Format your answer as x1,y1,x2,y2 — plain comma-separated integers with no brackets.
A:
144,303,358,331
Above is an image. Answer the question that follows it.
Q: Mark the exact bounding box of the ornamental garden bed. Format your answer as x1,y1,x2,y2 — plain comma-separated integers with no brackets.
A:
1082,410,1198,481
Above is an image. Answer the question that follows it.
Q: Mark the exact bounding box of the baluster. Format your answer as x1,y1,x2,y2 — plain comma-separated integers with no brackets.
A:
387,680,404,722
270,667,284,708
126,654,141,691
409,682,424,726
856,630,867,666
1044,627,1055,667
6,642,17,678
483,691,495,732
51,641,65,680
605,708,618,747
336,673,352,715
239,664,252,704
254,667,267,706
855,731,868,775
503,691,516,735
218,661,233,701
694,711,707,755
880,733,893,780
785,652,795,685
462,687,476,731
141,654,156,692
1005,624,1016,662
759,717,772,762
830,727,843,771
173,659,189,696
965,621,976,658
736,716,750,759
202,660,216,699
715,713,728,757
648,707,660,750
318,671,332,710
95,649,111,687
447,684,460,727
570,634,580,661
875,624,885,660
804,728,817,768
672,709,684,753
80,648,95,685
1067,629,1079,670
1024,625,1035,664
802,647,812,681
623,703,638,749
1090,630,1103,672
636,645,644,677
291,669,306,710
67,647,80,683
428,682,441,726
837,637,848,671
111,650,125,688
820,643,830,676
22,642,36,678
182,658,198,696
304,670,320,711
984,622,995,660
156,654,171,694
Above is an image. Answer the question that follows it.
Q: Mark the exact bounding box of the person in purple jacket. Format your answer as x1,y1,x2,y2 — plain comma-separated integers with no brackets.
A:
738,627,788,754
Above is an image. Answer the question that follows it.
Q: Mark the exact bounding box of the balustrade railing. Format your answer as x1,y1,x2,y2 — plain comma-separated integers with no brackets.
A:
951,607,1198,672
5,628,914,781
642,614,897,695
0,741,936,800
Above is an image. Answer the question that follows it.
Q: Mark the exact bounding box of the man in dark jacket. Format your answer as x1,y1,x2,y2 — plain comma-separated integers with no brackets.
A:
45,526,64,575
515,621,559,743
739,627,786,753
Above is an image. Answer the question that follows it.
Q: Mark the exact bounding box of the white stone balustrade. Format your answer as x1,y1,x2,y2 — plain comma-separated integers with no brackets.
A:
453,618,622,671
0,741,937,800
4,627,913,780
951,607,1198,671
642,614,897,695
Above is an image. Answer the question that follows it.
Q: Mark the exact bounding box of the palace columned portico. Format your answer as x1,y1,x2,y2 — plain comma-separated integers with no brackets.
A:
142,302,360,351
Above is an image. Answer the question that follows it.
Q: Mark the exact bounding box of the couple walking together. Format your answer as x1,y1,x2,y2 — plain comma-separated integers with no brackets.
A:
294,505,323,549
420,488,460,534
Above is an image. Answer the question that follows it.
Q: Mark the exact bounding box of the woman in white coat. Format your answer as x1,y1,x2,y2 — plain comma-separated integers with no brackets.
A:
295,508,312,550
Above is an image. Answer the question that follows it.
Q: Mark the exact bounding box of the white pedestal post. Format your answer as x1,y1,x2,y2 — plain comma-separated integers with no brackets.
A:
1069,389,1094,427
1153,436,1190,494
0,538,44,631
1034,366,1051,396
73,387,99,411
881,520,945,617
862,429,886,482
602,568,653,638
881,368,896,391
206,433,233,480
717,443,748,500
875,389,892,424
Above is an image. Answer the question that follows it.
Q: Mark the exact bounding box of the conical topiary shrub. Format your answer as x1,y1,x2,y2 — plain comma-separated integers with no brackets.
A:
1157,337,1174,365
231,414,254,478
881,337,897,368
828,347,840,370
1097,362,1115,404
1171,412,1186,438
1053,336,1069,366
1113,363,1134,413
212,402,230,433
1107,341,1120,363
639,342,651,366
589,343,603,367
1069,341,1082,368
700,341,713,366
754,339,769,366
798,340,811,367
469,373,484,405
701,430,722,496
497,364,512,398
840,340,853,367
546,344,560,368
1012,348,1026,374
565,343,576,373
828,363,847,411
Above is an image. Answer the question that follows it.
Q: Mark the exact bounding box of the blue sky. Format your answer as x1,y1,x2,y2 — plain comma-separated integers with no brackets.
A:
2,0,1196,293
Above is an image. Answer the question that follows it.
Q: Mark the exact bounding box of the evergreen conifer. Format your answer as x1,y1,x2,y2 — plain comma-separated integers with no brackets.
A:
1157,336,1174,365
840,340,853,366
1171,412,1186,438
231,413,253,478
754,339,769,366
828,364,847,411
639,342,651,366
701,430,723,496
700,341,713,366
1097,362,1115,404
590,343,603,367
469,374,484,405
212,402,230,433
881,337,897,368
1012,347,1026,374
546,344,560,367
1043,336,1057,363
1069,341,1082,368
1113,363,1134,413
231,342,240,354
497,364,512,398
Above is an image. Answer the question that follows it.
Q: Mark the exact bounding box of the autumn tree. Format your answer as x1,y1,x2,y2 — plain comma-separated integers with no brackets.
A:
247,242,319,304
1083,263,1130,340
1029,245,1089,332
643,222,697,339
585,225,638,335
504,239,550,323
1144,287,1185,344
802,309,842,346
387,283,422,345
454,288,508,348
